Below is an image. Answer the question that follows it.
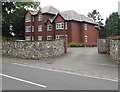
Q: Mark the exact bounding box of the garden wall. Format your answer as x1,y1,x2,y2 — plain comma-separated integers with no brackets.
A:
109,39,120,62
2,39,65,59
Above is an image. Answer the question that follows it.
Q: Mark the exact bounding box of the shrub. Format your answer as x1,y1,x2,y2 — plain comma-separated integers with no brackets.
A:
68,43,84,47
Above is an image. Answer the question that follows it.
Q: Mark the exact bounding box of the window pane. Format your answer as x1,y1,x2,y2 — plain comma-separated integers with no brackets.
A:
32,36,34,41
38,36,42,41
32,17,34,22
25,36,31,41
85,24,87,30
26,26,31,32
32,26,34,32
38,25,42,31
26,16,31,22
47,24,52,31
65,22,67,29
56,22,64,29
47,36,52,40
38,15,42,21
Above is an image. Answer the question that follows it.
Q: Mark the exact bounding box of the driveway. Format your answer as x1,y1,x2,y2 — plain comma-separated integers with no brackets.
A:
2,47,118,81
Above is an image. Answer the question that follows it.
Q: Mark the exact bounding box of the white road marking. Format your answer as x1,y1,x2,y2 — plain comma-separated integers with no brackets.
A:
0,73,46,88
13,63,118,82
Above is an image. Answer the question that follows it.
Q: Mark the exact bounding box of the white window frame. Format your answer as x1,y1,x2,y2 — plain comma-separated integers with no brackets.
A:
47,24,52,31
56,22,64,30
38,36,42,41
32,26,34,32
84,24,88,30
47,36,52,40
25,16,31,22
56,35,67,39
25,36,31,41
38,25,42,32
65,22,67,29
32,17,34,22
32,36,34,41
38,15,42,21
25,26,31,32
84,35,88,42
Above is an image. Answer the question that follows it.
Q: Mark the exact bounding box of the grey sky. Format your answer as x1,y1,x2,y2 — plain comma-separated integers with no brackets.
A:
36,0,119,24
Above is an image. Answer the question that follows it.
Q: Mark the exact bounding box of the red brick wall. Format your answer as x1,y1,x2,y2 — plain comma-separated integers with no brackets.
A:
82,23,99,45
25,12,99,45
46,21,55,40
70,21,82,43
25,12,55,41
54,15,68,41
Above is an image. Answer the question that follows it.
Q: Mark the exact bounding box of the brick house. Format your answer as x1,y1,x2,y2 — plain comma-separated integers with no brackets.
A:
25,6,99,45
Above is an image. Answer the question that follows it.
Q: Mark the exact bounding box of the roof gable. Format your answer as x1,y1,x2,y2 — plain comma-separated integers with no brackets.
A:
52,13,65,22
26,6,96,24
45,19,52,24
41,6,60,15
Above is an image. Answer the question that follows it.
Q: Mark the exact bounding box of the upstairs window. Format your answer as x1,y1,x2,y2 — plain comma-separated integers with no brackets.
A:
38,15,42,21
38,25,42,32
25,16,31,22
65,22,67,29
47,24,52,31
25,26,31,32
56,22,64,30
32,17,34,22
32,26,34,32
84,24,88,30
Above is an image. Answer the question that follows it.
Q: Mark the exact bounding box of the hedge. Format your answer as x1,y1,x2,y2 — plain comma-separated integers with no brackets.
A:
68,43,85,47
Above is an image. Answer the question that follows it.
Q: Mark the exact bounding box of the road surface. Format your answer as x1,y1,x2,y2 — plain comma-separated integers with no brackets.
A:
1,61,118,90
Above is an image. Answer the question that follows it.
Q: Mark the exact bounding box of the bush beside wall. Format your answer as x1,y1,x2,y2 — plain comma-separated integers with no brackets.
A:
68,43,84,47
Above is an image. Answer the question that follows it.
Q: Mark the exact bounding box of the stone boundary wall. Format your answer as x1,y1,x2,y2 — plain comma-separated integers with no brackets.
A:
1,39,65,60
109,39,120,62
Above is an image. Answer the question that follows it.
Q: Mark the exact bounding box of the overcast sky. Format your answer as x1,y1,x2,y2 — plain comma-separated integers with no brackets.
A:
36,0,119,24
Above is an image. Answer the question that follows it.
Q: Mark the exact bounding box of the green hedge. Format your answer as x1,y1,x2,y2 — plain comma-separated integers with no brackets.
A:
68,43,85,47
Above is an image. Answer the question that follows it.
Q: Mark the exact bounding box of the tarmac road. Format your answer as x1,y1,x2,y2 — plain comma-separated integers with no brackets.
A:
1,61,118,90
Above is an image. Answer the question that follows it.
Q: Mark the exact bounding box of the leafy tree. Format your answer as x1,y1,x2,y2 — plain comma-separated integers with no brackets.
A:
2,1,40,38
105,12,120,36
88,10,103,27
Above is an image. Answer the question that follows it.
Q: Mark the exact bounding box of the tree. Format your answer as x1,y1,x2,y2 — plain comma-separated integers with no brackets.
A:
105,12,120,36
87,10,103,27
2,1,40,38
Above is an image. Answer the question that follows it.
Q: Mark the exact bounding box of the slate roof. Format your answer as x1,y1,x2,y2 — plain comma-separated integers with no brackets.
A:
41,6,60,15
29,6,95,24
29,10,38,15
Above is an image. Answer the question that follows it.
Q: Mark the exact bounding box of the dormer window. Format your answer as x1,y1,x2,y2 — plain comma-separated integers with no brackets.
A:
38,15,42,21
47,24,52,31
25,16,31,22
84,24,88,30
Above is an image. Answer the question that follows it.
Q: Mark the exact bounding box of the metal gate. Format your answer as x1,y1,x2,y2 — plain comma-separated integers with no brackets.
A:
97,39,107,54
